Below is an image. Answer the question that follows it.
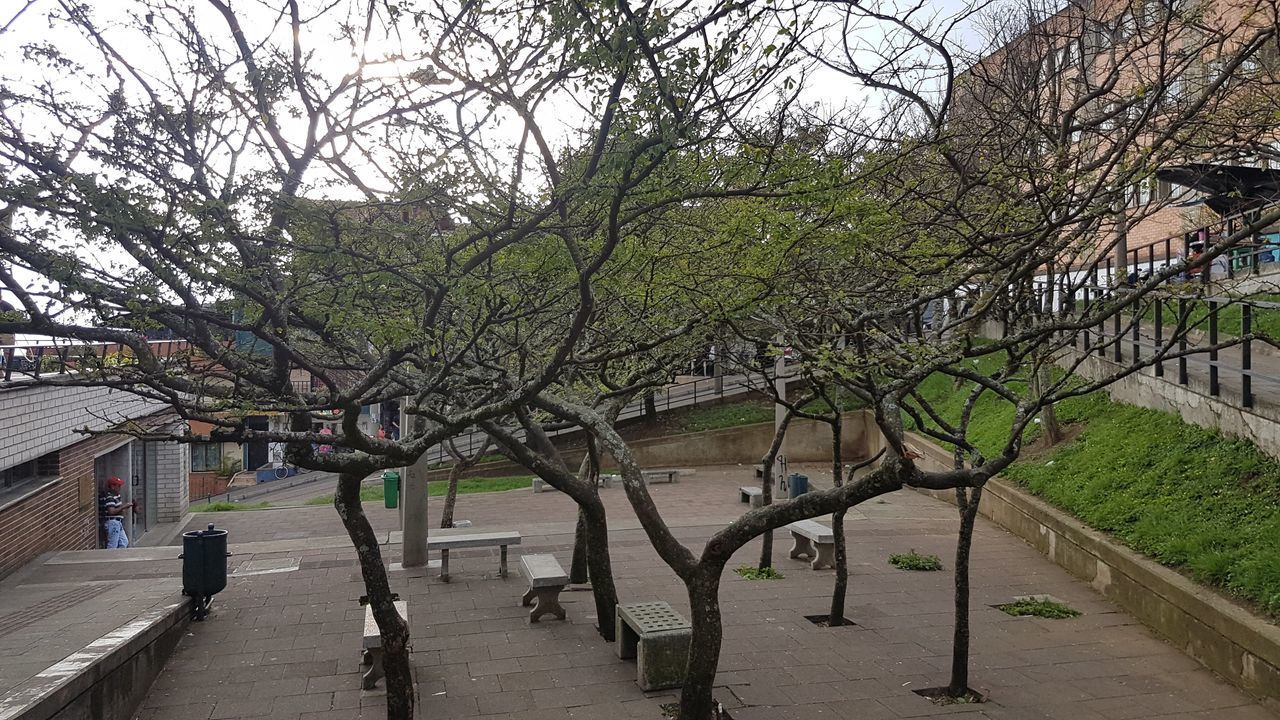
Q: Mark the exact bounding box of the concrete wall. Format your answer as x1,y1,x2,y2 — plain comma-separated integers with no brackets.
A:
0,383,164,471
449,411,870,480
152,439,188,525
1067,351,1280,460
900,427,1280,711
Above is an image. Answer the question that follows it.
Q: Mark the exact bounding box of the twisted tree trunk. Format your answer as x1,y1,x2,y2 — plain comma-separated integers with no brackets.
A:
828,415,848,626
334,469,413,719
440,460,463,529
682,565,725,719
948,485,983,698
758,410,794,570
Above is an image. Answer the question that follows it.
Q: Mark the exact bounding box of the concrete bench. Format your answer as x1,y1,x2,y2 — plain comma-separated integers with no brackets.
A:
641,468,694,484
429,529,521,582
361,600,408,690
532,477,560,493
599,473,620,488
787,519,836,570
615,602,691,691
520,554,569,622
739,485,764,508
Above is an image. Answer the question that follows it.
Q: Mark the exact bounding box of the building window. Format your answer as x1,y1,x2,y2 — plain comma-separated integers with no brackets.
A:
192,443,222,472
1,451,60,496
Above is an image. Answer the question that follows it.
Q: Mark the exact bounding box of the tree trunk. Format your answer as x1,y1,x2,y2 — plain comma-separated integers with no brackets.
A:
581,494,618,642
948,485,983,698
439,461,462,529
334,469,413,719
571,507,590,584
572,438,600,584
828,417,848,626
1032,365,1062,445
758,410,794,570
678,566,725,719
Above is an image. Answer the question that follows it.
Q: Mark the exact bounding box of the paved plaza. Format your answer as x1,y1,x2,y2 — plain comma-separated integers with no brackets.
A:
2,465,1275,719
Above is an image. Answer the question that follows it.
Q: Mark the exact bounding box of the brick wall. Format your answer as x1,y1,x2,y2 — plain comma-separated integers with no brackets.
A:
0,432,125,578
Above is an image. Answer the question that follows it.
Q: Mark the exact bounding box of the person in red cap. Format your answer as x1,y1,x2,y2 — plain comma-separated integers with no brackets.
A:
99,477,134,549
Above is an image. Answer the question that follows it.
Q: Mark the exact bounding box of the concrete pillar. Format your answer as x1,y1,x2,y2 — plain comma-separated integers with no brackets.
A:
400,407,429,567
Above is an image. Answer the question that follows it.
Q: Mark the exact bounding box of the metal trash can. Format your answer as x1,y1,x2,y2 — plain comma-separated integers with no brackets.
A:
181,523,229,621
382,470,400,509
787,473,809,499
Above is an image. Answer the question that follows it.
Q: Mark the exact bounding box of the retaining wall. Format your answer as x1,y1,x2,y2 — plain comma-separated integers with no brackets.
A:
900,427,1280,711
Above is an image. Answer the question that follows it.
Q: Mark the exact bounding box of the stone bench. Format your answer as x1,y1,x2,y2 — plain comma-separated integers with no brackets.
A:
520,554,569,622
739,485,764,508
532,477,560,493
787,519,836,570
615,602,691,691
429,529,522,582
641,468,694,484
361,600,408,690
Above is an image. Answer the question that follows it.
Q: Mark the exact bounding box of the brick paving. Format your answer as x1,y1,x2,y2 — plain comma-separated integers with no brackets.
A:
7,465,1273,719
136,466,1275,719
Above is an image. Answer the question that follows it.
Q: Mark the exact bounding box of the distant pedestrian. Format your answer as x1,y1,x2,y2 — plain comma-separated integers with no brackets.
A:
99,477,133,549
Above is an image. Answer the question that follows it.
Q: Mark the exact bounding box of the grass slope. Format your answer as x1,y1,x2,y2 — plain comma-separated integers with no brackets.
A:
915,369,1280,620
304,475,530,506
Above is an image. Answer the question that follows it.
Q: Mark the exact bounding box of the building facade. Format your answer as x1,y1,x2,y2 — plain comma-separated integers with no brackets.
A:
0,381,189,578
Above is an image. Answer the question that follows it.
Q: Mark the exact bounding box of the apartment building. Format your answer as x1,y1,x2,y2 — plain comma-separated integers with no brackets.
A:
954,0,1280,272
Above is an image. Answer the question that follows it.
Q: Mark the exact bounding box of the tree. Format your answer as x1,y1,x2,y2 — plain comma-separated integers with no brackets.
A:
0,1,811,717
438,436,493,529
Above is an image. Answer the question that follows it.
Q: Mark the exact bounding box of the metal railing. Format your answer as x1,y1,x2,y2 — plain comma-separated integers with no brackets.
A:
0,339,191,382
419,370,774,466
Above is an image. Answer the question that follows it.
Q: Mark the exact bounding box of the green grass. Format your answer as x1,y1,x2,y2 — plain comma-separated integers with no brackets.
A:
914,360,1280,620
889,550,944,571
304,475,531,506
672,399,775,433
999,598,1081,619
734,565,785,580
190,501,271,512
1139,293,1280,341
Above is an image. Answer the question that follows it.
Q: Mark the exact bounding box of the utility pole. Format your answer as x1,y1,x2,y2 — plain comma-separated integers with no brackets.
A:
400,407,429,568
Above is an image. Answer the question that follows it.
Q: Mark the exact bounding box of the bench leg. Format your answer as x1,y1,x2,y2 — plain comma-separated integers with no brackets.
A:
361,646,385,690
527,586,567,622
440,549,450,583
789,532,815,561
521,588,535,607
636,629,691,691
616,613,639,660
750,494,764,509
811,541,836,571
361,648,373,667
500,545,508,578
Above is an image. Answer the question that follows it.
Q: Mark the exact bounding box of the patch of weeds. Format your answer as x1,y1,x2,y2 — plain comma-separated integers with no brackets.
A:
998,597,1081,619
660,702,734,719
888,550,943,571
914,687,986,705
734,565,784,580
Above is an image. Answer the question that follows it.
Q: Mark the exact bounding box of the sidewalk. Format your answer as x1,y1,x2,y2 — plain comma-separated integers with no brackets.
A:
105,466,1274,719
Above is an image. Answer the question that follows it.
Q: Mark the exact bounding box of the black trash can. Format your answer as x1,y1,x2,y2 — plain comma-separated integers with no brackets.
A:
787,473,809,499
181,523,230,620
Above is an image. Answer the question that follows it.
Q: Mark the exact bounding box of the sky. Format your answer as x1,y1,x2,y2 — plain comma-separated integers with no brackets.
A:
0,0,995,326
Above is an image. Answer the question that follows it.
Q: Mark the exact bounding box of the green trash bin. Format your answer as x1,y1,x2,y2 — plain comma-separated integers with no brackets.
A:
382,470,400,509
